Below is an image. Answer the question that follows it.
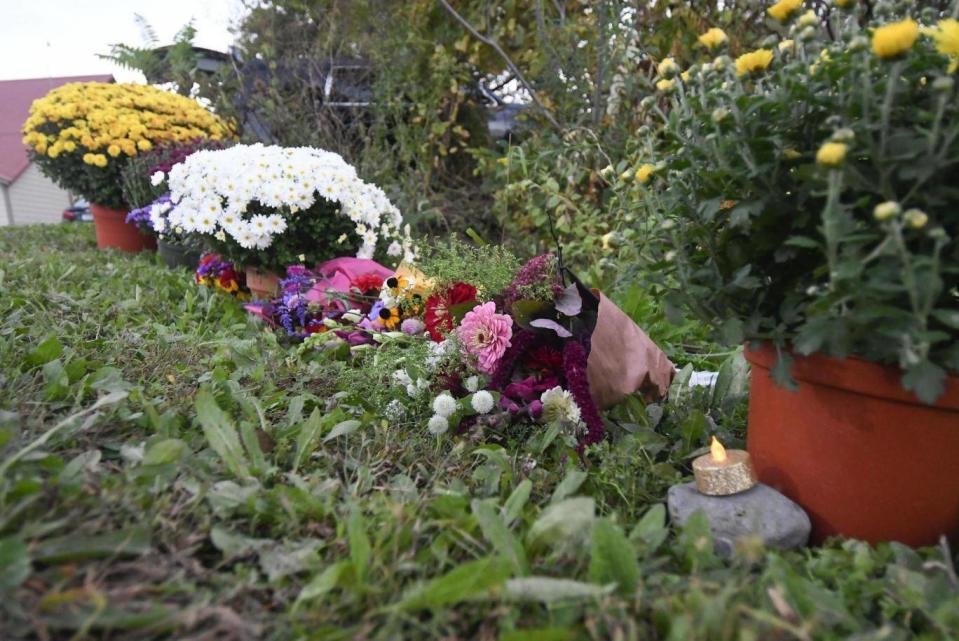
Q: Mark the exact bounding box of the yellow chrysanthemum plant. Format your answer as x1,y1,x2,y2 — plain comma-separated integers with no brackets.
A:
639,0,959,403
22,82,233,210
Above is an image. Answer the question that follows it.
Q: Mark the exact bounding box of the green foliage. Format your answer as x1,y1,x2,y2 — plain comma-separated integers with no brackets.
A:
99,18,202,97
30,141,127,209
120,139,228,210
638,2,959,401
215,1,767,266
417,237,521,296
1,225,957,640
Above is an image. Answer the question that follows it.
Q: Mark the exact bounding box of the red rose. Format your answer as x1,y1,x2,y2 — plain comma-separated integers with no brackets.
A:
424,282,478,342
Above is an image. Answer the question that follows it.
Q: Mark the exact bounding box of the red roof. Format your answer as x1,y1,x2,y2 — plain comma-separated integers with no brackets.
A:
0,74,114,183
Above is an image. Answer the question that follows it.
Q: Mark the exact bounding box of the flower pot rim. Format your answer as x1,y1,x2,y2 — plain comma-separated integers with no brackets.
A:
744,342,959,411
89,203,128,217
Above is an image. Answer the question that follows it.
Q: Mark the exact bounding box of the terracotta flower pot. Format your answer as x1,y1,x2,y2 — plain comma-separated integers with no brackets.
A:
744,343,959,546
90,204,156,253
245,266,280,300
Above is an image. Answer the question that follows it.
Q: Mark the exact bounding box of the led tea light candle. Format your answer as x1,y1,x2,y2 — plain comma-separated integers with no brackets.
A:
692,437,758,496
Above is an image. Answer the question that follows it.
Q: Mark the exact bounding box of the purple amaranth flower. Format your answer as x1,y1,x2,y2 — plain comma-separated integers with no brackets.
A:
489,329,539,391
501,253,564,313
562,339,604,446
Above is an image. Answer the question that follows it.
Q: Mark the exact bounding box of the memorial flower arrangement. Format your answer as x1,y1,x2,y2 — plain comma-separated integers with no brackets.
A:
161,144,416,273
639,1,959,402
21,82,231,209
246,243,674,450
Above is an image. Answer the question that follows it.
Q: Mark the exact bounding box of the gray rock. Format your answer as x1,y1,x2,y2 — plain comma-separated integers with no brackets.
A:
667,482,810,557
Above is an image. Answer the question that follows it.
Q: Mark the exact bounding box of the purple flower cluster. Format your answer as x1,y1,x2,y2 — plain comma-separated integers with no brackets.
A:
125,194,174,234
275,266,325,338
125,203,153,230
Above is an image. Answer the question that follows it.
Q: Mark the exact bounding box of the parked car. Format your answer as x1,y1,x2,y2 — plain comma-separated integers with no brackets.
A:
62,199,92,223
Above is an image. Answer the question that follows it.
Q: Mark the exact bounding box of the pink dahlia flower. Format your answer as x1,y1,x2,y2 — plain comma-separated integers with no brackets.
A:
457,302,513,374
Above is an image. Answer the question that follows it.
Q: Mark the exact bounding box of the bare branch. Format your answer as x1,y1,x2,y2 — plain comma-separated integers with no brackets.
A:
437,0,563,131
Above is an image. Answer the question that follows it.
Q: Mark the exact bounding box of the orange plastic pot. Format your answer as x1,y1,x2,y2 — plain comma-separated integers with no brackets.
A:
90,204,156,253
745,343,959,546
245,266,280,300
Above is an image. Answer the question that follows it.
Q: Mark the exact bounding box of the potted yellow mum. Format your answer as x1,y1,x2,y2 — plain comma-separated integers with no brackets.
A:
22,82,231,252
640,2,959,545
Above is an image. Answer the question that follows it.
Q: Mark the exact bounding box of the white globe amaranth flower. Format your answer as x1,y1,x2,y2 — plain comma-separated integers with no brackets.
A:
470,390,495,415
427,414,449,435
540,386,582,425
464,375,480,393
432,393,457,418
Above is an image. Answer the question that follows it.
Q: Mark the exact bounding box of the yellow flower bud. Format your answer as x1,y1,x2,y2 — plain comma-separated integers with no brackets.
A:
873,201,901,221
656,78,676,92
903,209,928,228
798,10,818,27
698,28,728,50
816,142,848,167
657,57,680,78
768,0,802,23
635,163,656,184
735,49,774,76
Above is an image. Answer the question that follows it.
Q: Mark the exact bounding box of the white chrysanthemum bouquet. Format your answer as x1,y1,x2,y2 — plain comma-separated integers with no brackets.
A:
161,143,415,272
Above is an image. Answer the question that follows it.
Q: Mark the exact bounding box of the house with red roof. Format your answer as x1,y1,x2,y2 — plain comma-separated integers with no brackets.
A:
0,74,114,226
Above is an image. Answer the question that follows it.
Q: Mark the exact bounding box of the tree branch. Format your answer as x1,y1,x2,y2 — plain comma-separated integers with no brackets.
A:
437,0,563,131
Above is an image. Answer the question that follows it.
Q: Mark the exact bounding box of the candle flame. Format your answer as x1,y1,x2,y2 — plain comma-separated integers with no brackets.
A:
710,436,727,463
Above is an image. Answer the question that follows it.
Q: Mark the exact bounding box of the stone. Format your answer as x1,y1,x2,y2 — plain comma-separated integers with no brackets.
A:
667,482,811,557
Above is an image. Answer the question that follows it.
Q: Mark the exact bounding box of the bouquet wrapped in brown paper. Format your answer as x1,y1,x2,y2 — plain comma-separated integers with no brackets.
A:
489,254,675,446
587,292,675,409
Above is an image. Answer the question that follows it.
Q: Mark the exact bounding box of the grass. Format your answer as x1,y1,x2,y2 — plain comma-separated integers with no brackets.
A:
1,224,957,641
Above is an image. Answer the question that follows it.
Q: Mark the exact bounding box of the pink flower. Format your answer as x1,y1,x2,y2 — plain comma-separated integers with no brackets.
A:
457,302,513,374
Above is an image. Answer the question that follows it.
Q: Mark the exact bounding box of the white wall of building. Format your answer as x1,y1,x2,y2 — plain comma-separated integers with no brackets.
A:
0,182,12,226
8,163,72,224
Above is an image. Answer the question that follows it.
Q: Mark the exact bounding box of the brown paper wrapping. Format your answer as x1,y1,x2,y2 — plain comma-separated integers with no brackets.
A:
586,294,675,409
